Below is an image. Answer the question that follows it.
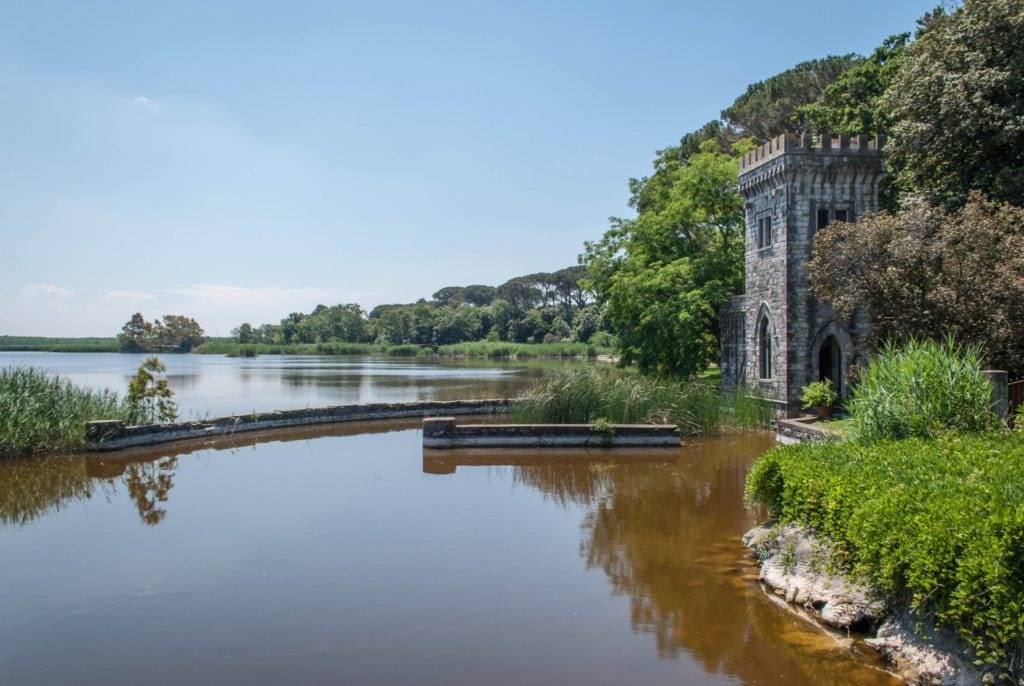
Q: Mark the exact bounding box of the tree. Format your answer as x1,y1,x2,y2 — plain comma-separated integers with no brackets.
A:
118,313,154,353
462,284,497,307
721,55,859,142
795,34,909,138
582,140,747,377
126,356,178,423
432,306,482,345
232,323,254,344
883,0,1024,207
156,315,205,352
807,193,1024,376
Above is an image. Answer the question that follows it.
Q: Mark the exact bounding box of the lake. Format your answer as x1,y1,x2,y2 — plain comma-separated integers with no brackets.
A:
0,353,900,685
0,351,560,418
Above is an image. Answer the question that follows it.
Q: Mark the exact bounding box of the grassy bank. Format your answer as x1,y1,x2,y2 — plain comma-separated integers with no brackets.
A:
0,367,135,456
435,341,603,358
512,366,770,435
746,435,1024,679
193,340,610,358
0,336,119,353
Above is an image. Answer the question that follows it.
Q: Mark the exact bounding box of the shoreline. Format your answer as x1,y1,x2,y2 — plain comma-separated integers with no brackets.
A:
743,523,986,685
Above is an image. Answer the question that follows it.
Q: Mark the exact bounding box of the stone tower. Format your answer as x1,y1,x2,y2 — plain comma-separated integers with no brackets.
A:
719,133,885,416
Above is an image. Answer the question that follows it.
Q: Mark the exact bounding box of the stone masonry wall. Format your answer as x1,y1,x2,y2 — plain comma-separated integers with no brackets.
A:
726,133,885,416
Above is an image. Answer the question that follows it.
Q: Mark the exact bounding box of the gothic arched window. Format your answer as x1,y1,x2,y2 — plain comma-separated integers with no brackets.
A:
758,316,772,380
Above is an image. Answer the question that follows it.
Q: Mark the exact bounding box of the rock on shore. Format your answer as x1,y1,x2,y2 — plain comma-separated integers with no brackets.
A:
743,523,986,685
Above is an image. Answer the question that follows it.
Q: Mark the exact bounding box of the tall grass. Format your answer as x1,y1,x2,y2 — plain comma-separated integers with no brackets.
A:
512,366,769,435
437,341,602,358
0,336,119,352
848,339,1004,441
0,367,135,456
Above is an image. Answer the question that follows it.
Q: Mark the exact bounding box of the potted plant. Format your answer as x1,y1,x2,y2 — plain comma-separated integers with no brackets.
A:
801,379,838,419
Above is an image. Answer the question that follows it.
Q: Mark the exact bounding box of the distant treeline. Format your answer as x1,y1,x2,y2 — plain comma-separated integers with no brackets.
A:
228,267,613,349
0,336,119,353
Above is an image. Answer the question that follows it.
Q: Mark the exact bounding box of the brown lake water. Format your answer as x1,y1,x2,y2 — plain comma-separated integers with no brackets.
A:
0,424,902,686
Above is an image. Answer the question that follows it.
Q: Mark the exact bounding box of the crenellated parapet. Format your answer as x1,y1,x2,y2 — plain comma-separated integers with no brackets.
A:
738,133,886,199
739,133,885,174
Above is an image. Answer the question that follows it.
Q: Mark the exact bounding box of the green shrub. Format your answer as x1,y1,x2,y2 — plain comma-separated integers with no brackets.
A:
0,367,134,456
800,379,838,409
848,339,1003,441
512,366,769,435
745,435,1024,679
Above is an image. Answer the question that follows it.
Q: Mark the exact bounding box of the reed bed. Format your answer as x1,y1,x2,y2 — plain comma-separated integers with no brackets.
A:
436,341,601,358
847,338,1004,441
512,366,769,435
0,367,135,456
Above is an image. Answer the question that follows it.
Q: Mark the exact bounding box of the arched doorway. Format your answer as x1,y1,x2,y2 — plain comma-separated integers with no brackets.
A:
818,335,842,397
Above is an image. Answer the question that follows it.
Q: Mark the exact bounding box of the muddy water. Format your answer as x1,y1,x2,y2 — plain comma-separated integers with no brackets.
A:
0,428,900,686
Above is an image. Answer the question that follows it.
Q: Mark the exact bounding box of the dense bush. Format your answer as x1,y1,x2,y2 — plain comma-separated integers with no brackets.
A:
745,435,1024,680
0,367,133,456
847,339,1004,441
513,366,769,435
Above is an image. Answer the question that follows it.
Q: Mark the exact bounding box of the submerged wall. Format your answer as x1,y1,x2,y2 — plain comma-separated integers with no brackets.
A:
86,399,513,451
422,417,681,449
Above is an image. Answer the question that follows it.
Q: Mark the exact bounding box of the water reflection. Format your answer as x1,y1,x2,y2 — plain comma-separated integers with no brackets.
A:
0,428,905,685
0,352,572,417
0,419,423,528
448,435,901,684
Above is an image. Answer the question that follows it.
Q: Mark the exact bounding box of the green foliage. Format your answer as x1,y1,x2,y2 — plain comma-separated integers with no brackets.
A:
435,341,600,359
721,54,860,141
513,366,769,436
118,313,206,353
808,194,1024,377
800,379,838,409
0,367,133,456
314,342,380,355
883,0,1024,207
745,435,1024,679
847,339,1004,441
582,141,745,377
385,344,424,357
795,34,909,138
590,416,615,436
126,357,178,424
0,336,120,352
231,267,604,350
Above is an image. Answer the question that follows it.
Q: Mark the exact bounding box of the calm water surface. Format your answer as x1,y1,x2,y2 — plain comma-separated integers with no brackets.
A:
0,427,901,686
0,352,558,417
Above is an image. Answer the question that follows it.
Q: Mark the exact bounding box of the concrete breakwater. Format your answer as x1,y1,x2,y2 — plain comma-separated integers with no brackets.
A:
422,417,681,448
85,399,513,451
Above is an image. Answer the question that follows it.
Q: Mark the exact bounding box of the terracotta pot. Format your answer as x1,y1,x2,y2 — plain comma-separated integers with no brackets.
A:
817,405,833,420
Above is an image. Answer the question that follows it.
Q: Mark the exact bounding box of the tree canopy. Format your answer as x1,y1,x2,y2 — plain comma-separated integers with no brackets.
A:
807,194,1024,376
720,55,859,142
230,266,601,348
118,313,205,353
883,0,1024,206
582,140,747,377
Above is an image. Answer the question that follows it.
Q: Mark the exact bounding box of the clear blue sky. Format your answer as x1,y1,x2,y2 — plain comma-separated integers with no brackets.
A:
1,0,937,336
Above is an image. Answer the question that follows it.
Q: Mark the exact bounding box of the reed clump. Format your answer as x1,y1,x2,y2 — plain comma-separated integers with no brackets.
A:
847,338,1004,441
513,366,769,435
0,367,134,456
436,341,602,358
